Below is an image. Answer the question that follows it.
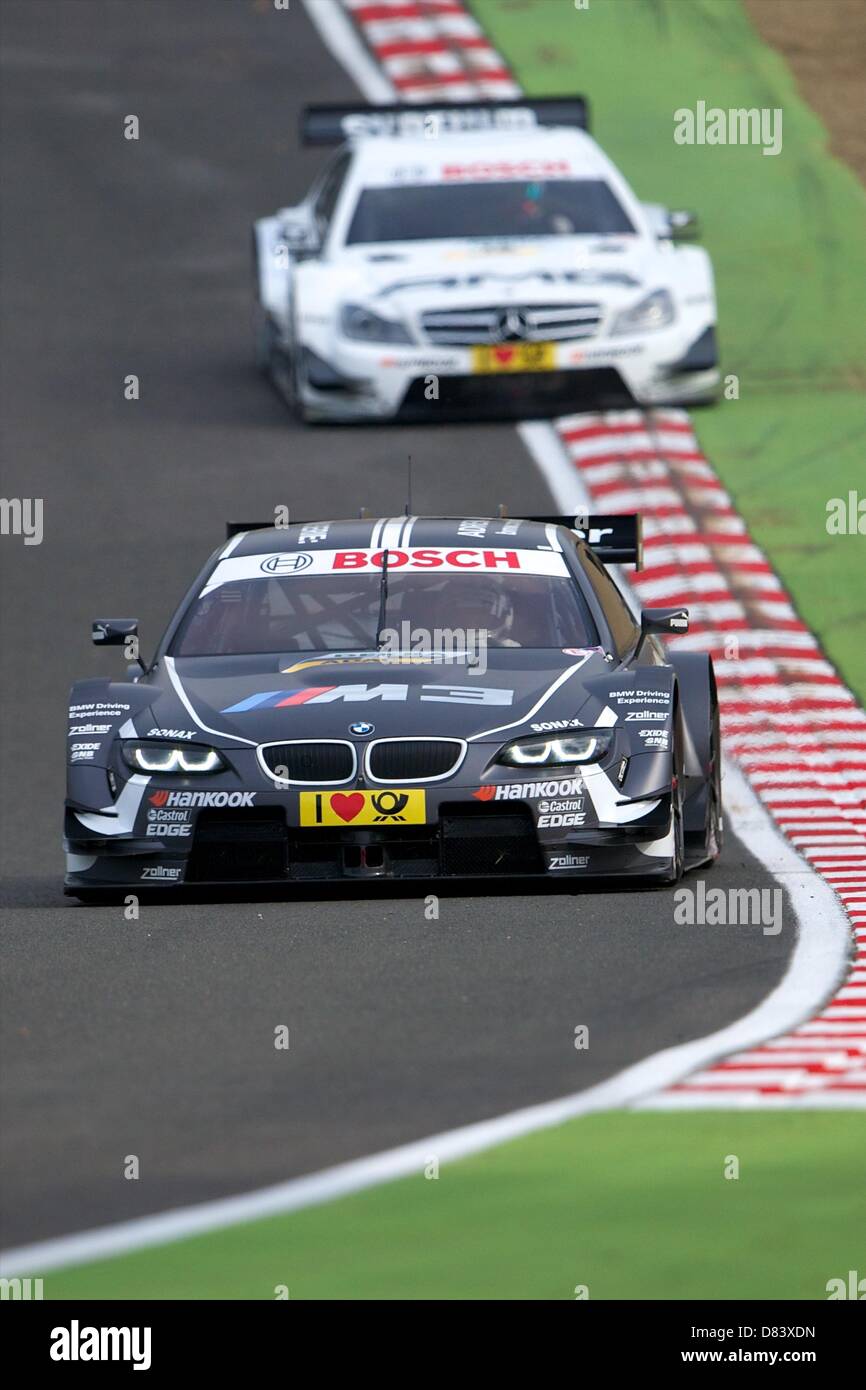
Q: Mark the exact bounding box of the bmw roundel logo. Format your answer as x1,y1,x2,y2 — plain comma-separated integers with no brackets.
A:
349,721,375,737
260,552,313,574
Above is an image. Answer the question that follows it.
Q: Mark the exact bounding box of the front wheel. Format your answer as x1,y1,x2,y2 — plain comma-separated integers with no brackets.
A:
659,710,686,885
703,698,723,863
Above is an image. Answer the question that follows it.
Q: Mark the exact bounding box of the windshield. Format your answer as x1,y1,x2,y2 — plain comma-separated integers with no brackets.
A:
172,571,598,657
345,179,635,244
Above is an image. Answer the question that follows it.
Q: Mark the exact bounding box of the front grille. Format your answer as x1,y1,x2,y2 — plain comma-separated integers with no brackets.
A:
421,303,601,346
184,805,545,883
440,806,544,876
259,740,355,784
367,738,464,782
289,828,439,880
400,368,632,419
186,808,288,882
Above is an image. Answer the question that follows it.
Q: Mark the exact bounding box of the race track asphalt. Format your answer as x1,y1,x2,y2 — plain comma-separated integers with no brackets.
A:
0,0,793,1248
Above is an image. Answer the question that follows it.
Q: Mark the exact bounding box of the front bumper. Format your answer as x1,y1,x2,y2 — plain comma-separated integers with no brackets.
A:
295,320,719,420
64,790,677,894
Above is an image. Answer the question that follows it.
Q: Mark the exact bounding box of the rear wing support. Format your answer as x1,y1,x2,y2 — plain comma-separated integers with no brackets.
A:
522,513,643,568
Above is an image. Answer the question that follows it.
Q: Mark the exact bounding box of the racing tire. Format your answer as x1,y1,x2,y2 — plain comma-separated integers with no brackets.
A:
254,304,277,376
271,320,317,424
701,695,723,866
657,707,686,886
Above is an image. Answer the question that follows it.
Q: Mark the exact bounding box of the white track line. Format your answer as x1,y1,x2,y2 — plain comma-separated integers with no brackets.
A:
302,0,394,102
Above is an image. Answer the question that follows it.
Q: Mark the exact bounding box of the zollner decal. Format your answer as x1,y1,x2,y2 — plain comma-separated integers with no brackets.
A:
68,723,111,736
548,854,590,870
140,865,183,881
625,711,668,721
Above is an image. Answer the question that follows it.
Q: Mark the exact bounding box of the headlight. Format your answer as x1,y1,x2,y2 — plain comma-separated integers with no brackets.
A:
340,303,413,344
610,288,675,336
121,741,225,774
497,730,613,768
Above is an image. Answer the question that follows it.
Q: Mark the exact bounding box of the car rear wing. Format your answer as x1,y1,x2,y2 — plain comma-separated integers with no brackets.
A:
226,522,277,539
300,96,589,146
527,514,643,569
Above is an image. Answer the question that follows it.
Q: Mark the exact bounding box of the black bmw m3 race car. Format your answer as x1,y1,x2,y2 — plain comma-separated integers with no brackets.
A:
64,514,722,898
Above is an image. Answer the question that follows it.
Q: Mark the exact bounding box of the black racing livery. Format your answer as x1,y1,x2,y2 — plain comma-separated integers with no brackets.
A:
64,515,722,897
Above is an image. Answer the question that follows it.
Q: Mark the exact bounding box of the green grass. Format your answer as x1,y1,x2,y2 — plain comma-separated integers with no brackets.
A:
473,0,866,702
40,1112,866,1298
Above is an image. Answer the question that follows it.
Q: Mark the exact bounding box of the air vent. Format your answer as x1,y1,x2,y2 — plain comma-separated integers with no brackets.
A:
259,740,356,784
366,738,465,782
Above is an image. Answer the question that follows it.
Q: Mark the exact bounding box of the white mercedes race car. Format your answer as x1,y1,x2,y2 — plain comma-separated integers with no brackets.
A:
252,99,719,422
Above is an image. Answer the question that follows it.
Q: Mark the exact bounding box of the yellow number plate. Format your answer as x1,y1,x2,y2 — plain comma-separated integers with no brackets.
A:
299,789,427,827
471,341,556,374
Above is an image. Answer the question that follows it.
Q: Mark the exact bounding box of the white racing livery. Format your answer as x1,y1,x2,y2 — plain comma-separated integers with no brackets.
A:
252,99,719,422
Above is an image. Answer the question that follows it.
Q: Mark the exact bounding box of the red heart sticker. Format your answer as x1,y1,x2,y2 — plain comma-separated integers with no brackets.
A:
494,348,515,364
330,792,365,823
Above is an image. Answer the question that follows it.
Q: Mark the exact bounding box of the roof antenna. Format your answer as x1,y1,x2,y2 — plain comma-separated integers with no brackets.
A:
405,455,412,517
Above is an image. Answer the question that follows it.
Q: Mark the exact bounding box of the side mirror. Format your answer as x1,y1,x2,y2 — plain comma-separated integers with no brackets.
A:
668,208,701,241
641,607,690,636
280,215,321,258
92,619,146,673
92,619,138,646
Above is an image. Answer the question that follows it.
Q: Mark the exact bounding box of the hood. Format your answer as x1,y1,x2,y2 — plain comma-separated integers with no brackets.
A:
155,648,616,746
334,236,662,315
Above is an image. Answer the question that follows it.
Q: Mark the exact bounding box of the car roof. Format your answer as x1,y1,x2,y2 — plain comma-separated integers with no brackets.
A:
228,517,568,557
348,127,611,183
